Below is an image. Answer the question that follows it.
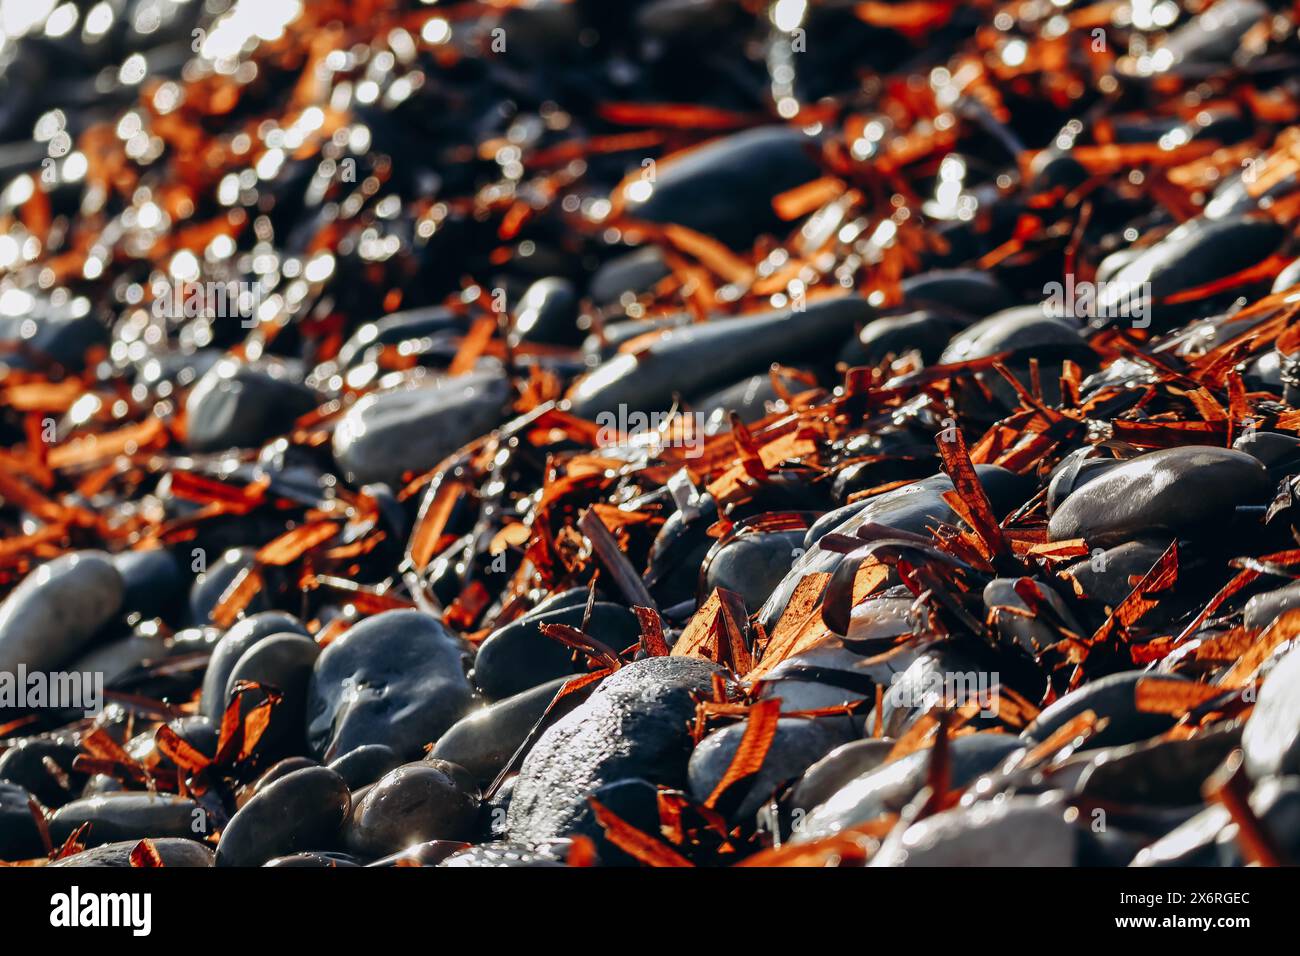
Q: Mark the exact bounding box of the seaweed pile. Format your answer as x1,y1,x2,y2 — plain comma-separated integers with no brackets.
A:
2,0,1300,867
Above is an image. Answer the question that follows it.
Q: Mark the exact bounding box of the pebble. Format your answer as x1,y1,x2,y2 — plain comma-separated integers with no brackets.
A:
111,548,185,620
439,841,568,868
619,126,822,248
1243,580,1300,630
331,367,509,487
184,357,318,452
785,739,896,817
792,734,1023,843
869,794,1077,866
688,717,850,822
49,793,202,848
366,840,469,867
1023,671,1190,751
473,602,641,700
1242,643,1300,779
344,761,481,858
701,530,806,615
0,551,124,674
327,744,403,791
224,632,320,759
1048,447,1270,546
215,766,351,867
199,611,310,721
307,610,474,760
0,780,44,861
51,838,215,868
188,547,269,624
506,657,723,843
0,738,86,808
265,851,361,867
430,677,568,788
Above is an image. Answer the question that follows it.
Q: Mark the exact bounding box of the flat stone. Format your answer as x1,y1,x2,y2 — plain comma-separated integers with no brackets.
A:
49,793,202,848
1048,447,1270,546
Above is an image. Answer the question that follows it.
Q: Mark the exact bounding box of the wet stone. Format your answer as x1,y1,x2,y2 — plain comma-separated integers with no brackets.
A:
785,739,896,819
0,738,86,809
344,761,481,858
1023,671,1191,751
0,781,44,861
439,841,568,868
0,551,124,674
184,357,318,452
224,632,320,759
430,677,568,788
49,793,203,848
792,734,1023,843
51,838,215,868
1047,447,1270,547
567,295,868,419
939,306,1088,364
328,744,403,791
702,530,806,615
688,717,851,822
510,277,580,347
473,602,640,700
128,716,219,773
307,610,474,761
756,635,873,732
983,578,1083,655
619,126,822,248
507,657,723,843
247,757,320,801
1243,580,1300,631
188,547,269,625
331,367,509,487
215,766,351,867
1063,539,1173,609
265,851,361,867
869,794,1077,867
1242,642,1300,780
366,840,470,867
111,548,184,620
200,611,310,721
